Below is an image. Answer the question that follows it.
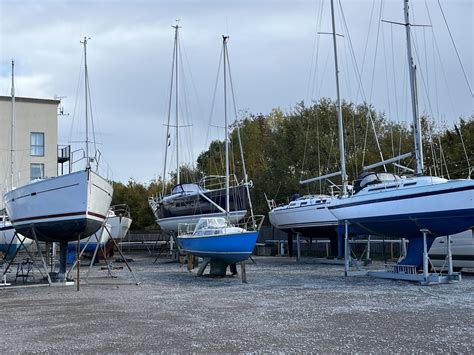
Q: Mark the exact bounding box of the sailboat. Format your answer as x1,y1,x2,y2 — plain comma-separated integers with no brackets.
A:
0,62,32,259
0,214,32,259
328,0,474,267
177,36,264,269
67,204,132,259
3,38,113,276
149,25,250,234
268,0,347,256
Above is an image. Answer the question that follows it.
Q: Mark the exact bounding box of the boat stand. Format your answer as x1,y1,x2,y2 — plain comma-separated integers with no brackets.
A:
1,227,75,287
67,223,140,285
343,223,462,285
195,257,248,283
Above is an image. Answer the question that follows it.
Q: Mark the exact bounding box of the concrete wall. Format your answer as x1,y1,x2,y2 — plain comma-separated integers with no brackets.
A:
0,96,59,209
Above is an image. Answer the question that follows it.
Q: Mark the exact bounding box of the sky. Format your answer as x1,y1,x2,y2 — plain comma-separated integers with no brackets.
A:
0,0,472,184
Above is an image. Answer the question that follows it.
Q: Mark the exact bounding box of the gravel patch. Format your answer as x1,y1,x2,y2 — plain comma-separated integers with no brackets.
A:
1,256,473,353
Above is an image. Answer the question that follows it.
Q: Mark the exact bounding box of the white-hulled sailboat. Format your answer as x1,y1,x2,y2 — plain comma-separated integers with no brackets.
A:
268,0,346,254
328,0,474,267
3,38,113,277
148,24,250,234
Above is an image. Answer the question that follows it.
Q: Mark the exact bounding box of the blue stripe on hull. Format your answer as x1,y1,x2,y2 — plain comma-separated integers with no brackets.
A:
344,208,474,239
178,231,259,264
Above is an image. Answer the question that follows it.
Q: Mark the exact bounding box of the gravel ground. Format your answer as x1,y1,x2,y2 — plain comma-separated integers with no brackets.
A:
0,255,473,353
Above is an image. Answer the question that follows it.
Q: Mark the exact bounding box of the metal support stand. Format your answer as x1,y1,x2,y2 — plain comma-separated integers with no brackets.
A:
2,230,49,282
366,228,461,285
296,232,301,262
366,235,371,261
67,233,96,278
86,232,106,279
344,221,349,277
76,235,80,291
58,241,68,281
447,234,453,275
421,229,429,280
31,229,53,285
103,226,140,285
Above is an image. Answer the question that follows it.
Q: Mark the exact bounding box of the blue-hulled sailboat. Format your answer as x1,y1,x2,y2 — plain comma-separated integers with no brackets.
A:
177,36,263,272
177,217,261,264
328,0,474,270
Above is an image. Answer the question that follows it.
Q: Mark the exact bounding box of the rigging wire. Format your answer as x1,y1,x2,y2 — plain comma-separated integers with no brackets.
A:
306,0,324,103
358,0,377,100
337,0,386,171
437,0,473,97
225,43,256,218
389,24,400,120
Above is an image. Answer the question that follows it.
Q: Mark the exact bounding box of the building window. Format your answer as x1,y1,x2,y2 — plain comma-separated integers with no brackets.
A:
30,163,44,180
31,132,44,156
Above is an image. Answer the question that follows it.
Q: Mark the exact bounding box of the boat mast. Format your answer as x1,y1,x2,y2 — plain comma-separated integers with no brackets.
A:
330,0,347,195
173,24,180,185
404,0,424,175
223,35,230,213
10,60,15,191
81,37,91,169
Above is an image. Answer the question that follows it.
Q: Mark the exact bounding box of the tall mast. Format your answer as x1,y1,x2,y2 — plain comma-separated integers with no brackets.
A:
330,0,347,195
81,37,91,169
223,35,230,213
10,60,15,191
404,0,424,175
173,24,180,185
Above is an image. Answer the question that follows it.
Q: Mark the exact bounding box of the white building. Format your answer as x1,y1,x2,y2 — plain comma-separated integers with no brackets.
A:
0,96,59,210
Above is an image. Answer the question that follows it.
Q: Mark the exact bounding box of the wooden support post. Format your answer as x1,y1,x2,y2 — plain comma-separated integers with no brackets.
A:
187,255,194,271
240,262,247,283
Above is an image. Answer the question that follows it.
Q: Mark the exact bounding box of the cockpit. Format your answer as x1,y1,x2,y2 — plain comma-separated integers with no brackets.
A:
171,183,203,195
353,172,400,194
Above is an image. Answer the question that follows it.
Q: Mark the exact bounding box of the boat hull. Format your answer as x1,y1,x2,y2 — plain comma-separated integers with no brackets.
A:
0,223,32,258
269,202,337,235
4,170,113,242
329,179,474,239
68,224,111,257
177,230,259,264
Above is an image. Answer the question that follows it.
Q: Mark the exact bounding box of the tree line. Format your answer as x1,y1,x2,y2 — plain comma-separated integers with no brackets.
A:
112,99,473,230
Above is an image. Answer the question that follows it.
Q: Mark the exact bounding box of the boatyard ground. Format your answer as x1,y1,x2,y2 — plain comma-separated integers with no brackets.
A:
0,256,473,353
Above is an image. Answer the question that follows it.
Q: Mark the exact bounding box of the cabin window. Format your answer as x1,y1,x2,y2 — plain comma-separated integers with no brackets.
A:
30,132,45,156
30,163,44,180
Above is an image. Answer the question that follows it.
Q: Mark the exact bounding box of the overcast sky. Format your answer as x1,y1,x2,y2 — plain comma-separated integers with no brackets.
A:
0,0,472,184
